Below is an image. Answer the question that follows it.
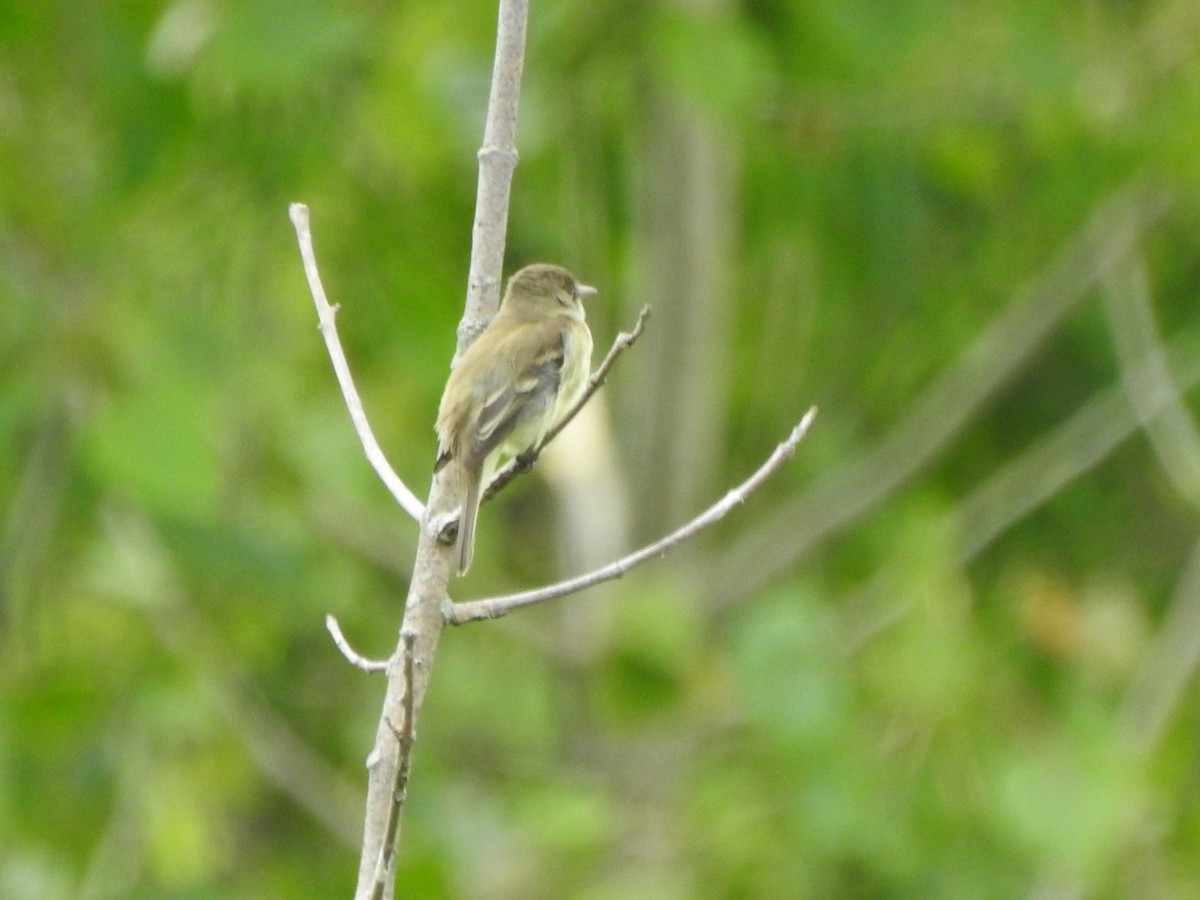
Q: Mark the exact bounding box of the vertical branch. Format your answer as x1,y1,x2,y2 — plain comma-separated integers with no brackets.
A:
458,0,529,352
353,2,529,898
626,0,738,539
368,633,417,900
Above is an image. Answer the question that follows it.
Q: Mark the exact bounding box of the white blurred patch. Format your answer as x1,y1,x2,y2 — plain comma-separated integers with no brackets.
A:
146,0,216,78
540,398,630,574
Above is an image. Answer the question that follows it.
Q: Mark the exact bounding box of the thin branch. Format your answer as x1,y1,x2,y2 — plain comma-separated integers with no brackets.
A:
326,615,389,673
449,407,817,624
288,203,426,522
543,305,652,448
368,632,418,900
482,304,652,502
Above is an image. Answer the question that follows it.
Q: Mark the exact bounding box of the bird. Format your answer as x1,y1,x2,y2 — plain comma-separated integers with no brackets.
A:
435,263,596,575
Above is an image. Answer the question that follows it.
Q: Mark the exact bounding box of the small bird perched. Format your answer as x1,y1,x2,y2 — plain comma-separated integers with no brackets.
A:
435,263,596,575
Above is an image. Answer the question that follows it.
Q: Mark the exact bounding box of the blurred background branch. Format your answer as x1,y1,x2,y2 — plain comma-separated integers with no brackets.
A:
705,183,1171,610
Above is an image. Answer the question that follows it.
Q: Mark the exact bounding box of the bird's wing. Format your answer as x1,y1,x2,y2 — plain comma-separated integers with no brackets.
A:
467,326,565,467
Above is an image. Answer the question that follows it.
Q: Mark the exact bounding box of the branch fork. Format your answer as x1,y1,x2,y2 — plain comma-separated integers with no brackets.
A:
291,201,816,896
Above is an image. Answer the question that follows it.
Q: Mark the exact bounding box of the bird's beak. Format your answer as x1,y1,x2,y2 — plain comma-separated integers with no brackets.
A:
574,283,598,300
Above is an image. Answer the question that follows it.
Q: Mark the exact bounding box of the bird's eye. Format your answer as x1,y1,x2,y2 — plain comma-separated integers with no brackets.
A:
555,289,572,306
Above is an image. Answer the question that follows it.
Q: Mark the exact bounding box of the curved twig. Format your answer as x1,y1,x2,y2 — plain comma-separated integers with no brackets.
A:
289,203,426,522
326,615,389,673
450,407,817,624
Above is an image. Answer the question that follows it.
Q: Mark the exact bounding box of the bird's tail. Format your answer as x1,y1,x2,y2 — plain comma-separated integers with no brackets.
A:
456,467,482,575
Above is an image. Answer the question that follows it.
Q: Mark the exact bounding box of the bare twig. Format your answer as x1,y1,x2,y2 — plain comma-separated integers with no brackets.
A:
482,304,652,502
288,203,426,522
450,407,817,624
326,615,389,673
544,305,652,447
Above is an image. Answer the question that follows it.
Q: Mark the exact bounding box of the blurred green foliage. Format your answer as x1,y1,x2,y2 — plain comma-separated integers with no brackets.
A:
4,0,1200,897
